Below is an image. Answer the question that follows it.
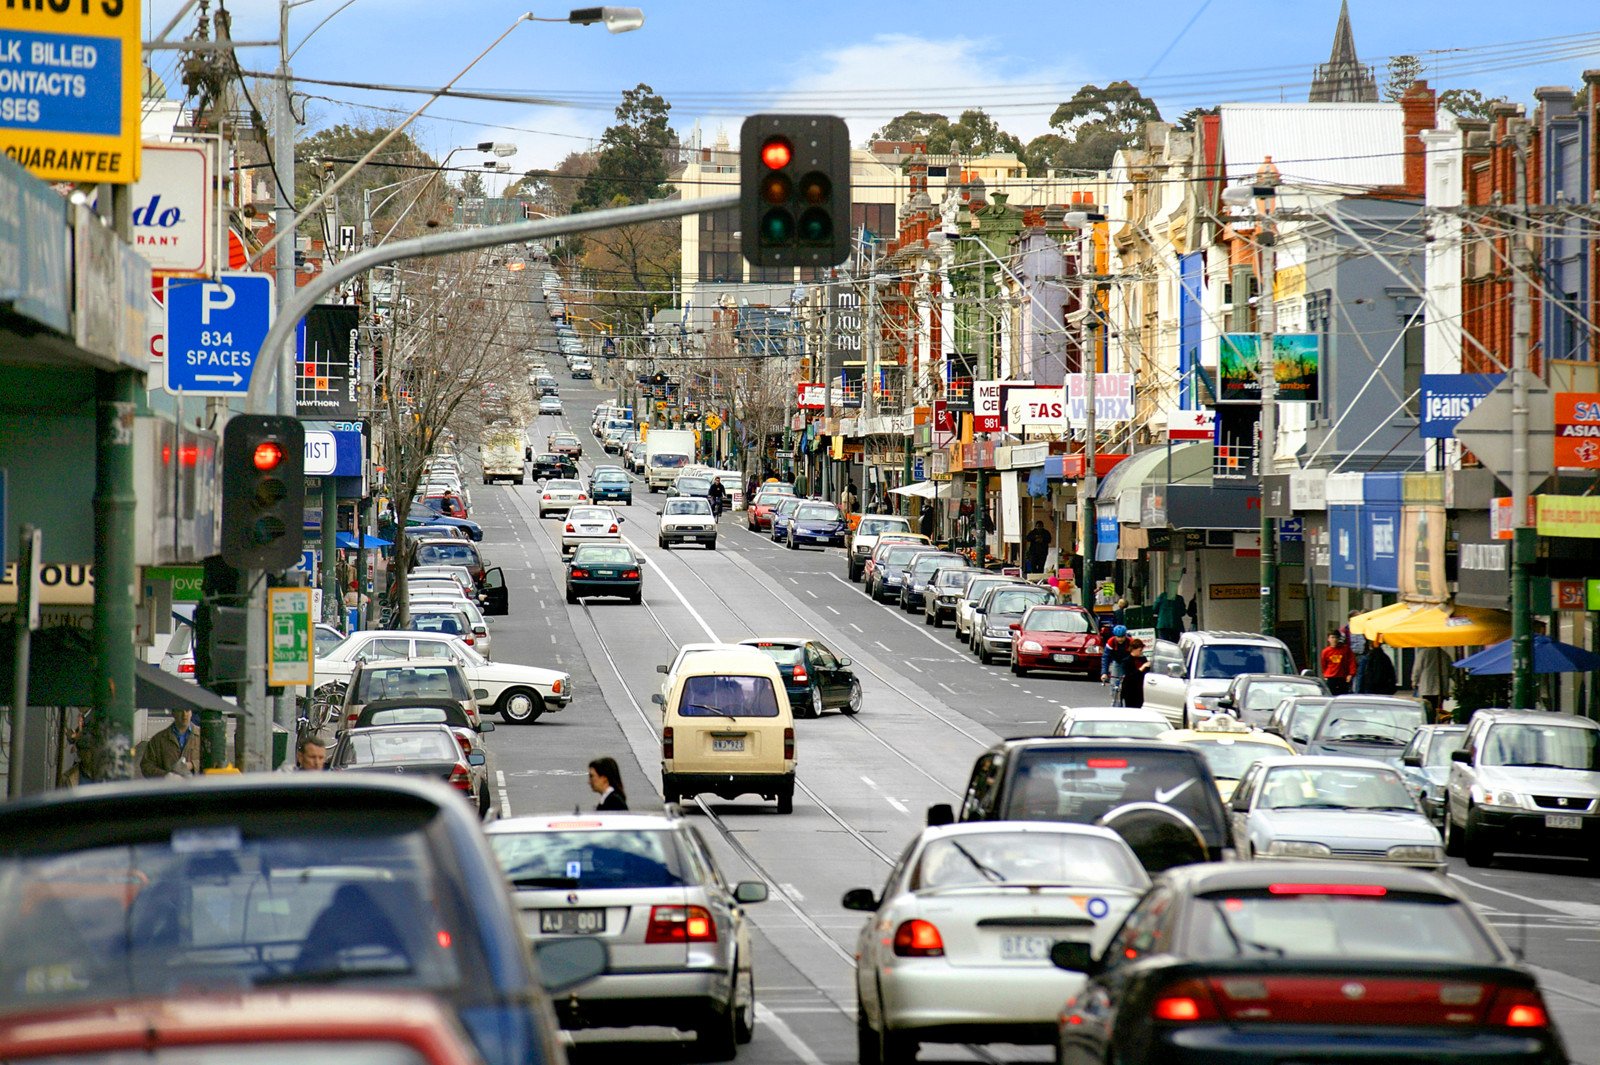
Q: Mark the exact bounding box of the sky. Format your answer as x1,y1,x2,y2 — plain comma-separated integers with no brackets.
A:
145,0,1600,186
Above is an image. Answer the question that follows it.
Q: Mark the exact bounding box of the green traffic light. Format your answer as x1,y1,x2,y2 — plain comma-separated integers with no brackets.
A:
798,208,831,243
761,209,795,244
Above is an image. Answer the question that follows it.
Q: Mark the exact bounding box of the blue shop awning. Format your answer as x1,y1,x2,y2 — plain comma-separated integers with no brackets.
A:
336,532,392,549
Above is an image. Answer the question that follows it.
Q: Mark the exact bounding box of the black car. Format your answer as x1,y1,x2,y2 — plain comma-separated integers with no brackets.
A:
331,722,486,808
897,550,966,613
865,541,931,603
1216,673,1331,727
566,542,644,604
0,776,603,1065
739,636,862,718
528,452,577,480
1052,862,1563,1065
935,738,1233,872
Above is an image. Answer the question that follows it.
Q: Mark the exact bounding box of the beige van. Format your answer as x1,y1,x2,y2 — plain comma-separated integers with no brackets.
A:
653,648,796,813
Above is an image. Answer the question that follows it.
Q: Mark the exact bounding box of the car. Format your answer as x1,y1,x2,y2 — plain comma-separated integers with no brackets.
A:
1050,861,1563,1065
655,647,796,812
409,563,481,597
1008,603,1099,676
845,822,1149,1063
745,488,790,531
408,537,491,586
589,468,633,504
405,604,476,645
1159,714,1299,801
864,540,926,602
314,622,346,658
1264,694,1333,750
405,509,483,540
785,500,847,549
560,504,625,556
655,642,739,706
739,636,862,718
625,440,648,472
668,473,714,502
528,452,578,480
338,657,483,731
537,478,589,517
972,583,1056,664
538,395,563,415
846,513,914,581
570,360,593,379
419,491,470,520
706,469,746,511
486,810,768,1054
1399,723,1467,826
408,594,494,658
547,432,582,458
344,704,496,816
1053,705,1173,740
535,376,559,396
920,564,977,626
331,722,487,813
952,573,1025,643
0,775,602,1065
1214,672,1331,727
1444,708,1600,870
767,496,805,541
601,426,630,452
1302,694,1427,768
940,738,1234,872
566,542,644,604
896,550,965,614
1228,755,1445,871
1141,630,1298,729
659,496,719,549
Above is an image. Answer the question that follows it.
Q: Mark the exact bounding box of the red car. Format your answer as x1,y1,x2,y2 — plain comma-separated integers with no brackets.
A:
0,992,481,1065
746,487,794,530
421,492,470,520
1009,604,1099,677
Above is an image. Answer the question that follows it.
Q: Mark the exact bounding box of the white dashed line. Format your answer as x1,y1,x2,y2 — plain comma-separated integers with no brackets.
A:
849,622,863,632
904,661,923,673
825,605,840,615
938,682,957,694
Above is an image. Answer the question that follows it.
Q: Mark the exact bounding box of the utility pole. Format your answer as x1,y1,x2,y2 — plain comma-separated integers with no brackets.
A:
1257,193,1280,640
1509,121,1535,710
976,255,987,555
1077,222,1100,614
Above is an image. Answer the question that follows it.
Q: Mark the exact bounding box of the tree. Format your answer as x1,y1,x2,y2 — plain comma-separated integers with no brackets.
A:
293,123,441,242
457,169,486,198
505,150,597,217
1175,106,1216,132
1438,87,1497,121
871,109,1023,157
1384,54,1425,102
574,83,675,210
1045,81,1162,171
1021,132,1072,175
579,215,680,346
872,111,953,144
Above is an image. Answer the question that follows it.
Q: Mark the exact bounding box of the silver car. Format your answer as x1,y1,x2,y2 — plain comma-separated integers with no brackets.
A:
537,478,588,518
952,575,1024,643
1230,756,1446,872
560,504,625,555
486,810,768,1056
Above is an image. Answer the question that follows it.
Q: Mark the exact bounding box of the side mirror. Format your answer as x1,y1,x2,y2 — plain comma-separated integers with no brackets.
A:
1217,696,1236,710
467,751,487,766
534,936,608,993
1008,622,1021,631
1401,752,1422,768
618,516,626,523
476,720,495,733
656,664,669,674
733,881,768,904
1165,663,1184,677
635,558,647,567
1230,791,1252,812
1451,748,1471,763
474,625,488,635
840,887,879,912
1049,940,1094,973
837,656,852,668
651,693,664,706
473,689,490,701
926,802,955,827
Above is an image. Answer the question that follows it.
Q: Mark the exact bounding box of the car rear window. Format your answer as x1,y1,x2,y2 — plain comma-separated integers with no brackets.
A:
1006,747,1227,847
933,568,972,588
1243,678,1325,711
362,706,458,728
858,518,910,536
355,667,468,703
408,613,466,637
1481,723,1600,770
1196,644,1293,679
744,642,804,666
1069,720,1169,740
914,832,1145,891
883,545,923,565
414,543,480,568
344,729,460,764
679,675,781,718
572,546,634,565
990,588,1051,614
1185,739,1292,782
1189,891,1498,962
490,830,685,890
677,478,712,494
910,554,962,577
651,454,689,468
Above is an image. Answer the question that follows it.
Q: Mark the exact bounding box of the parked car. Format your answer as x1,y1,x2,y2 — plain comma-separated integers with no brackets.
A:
1399,722,1467,826
864,541,927,602
339,658,482,731
1008,604,1099,677
331,722,489,817
655,647,796,812
846,514,914,581
896,550,965,614
566,542,645,605
405,509,483,540
1215,672,1331,727
739,636,862,718
1141,630,1297,729
659,496,719,550
1264,694,1333,750
745,488,790,531
1302,695,1427,768
785,500,847,549
625,440,648,472
971,583,1056,664
920,564,977,627
767,496,805,542
408,537,489,585
952,574,1023,643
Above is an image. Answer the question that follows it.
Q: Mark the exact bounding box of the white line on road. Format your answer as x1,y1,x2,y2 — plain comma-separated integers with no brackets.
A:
1453,873,1600,920
779,882,805,901
496,770,512,817
938,682,957,694
860,775,877,788
619,532,719,641
875,641,892,652
849,622,863,632
826,605,840,614
884,796,909,814
805,589,818,598
754,1005,829,1065
904,661,922,673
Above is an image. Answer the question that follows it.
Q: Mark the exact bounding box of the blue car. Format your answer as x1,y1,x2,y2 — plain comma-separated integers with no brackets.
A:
590,471,633,505
768,496,805,542
786,500,847,550
406,508,483,541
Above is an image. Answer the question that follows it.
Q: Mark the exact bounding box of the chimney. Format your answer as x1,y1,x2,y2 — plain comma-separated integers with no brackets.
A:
1400,80,1438,197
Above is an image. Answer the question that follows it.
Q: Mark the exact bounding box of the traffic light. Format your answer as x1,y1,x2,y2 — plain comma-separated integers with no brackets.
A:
221,415,306,571
741,114,851,270
194,555,244,696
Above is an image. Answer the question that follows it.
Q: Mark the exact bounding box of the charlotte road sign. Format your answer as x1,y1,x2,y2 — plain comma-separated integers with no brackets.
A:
164,272,274,396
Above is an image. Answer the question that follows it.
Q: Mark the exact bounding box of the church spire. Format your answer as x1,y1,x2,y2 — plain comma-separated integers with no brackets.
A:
1309,0,1379,103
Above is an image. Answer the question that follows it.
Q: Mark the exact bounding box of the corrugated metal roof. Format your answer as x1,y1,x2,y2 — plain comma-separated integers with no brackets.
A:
1219,103,1405,190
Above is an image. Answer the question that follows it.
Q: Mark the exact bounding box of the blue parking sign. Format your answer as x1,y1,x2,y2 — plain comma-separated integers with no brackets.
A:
164,273,275,396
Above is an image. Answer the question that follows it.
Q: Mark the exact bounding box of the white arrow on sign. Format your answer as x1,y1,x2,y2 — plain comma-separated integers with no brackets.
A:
195,372,244,385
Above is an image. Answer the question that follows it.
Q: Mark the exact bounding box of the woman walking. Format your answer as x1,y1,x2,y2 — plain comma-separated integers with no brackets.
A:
588,756,629,811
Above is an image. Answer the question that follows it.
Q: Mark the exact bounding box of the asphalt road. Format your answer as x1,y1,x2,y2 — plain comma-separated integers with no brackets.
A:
463,290,1600,1064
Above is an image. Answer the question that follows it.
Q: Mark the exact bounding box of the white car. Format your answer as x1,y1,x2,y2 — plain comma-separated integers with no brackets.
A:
846,822,1148,1062
538,395,563,416
409,593,494,659
658,497,718,549
1052,705,1173,740
560,505,625,555
1230,756,1446,872
952,575,1024,643
312,629,571,724
537,478,588,518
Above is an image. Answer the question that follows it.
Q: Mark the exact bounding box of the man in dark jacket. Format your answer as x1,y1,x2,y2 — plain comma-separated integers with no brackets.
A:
139,709,201,778
1353,638,1398,695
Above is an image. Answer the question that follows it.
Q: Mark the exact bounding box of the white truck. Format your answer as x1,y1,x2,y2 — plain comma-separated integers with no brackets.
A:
481,427,526,485
644,429,697,492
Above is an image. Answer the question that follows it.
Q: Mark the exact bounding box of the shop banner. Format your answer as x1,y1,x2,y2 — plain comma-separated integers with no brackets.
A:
1363,505,1401,593
1328,507,1363,589
1456,512,1509,609
1000,471,1021,544
1065,374,1136,425
1219,334,1321,402
797,382,825,410
1420,373,1503,439
1554,392,1600,468
1536,495,1600,538
1399,505,1447,602
974,379,1032,433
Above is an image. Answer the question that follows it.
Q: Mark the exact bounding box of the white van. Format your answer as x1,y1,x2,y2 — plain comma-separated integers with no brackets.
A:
654,648,796,813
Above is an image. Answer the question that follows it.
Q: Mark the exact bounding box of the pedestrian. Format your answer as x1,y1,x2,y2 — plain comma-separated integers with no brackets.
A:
279,734,328,772
746,474,758,502
1413,644,1454,721
842,481,859,516
588,756,629,811
1121,639,1150,709
1319,632,1354,696
139,709,201,779
1111,597,1128,628
1023,520,1052,576
1153,588,1187,644
793,470,808,497
1353,637,1398,696
1343,610,1367,657
1097,621,1116,683
919,503,935,539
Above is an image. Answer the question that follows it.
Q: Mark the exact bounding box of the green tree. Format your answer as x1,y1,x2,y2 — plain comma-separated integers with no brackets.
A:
1175,106,1216,132
872,109,1022,157
1438,87,1497,120
293,123,439,240
574,83,675,210
506,150,598,218
872,110,953,145
457,170,486,198
1384,54,1425,102
1046,81,1162,171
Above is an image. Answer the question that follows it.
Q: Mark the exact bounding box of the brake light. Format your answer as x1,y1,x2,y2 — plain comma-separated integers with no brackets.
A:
455,733,473,754
571,569,590,578
1490,987,1550,1028
565,524,575,533
178,661,195,674
609,524,619,533
1267,883,1387,897
663,725,674,759
791,663,808,684
1086,757,1129,769
783,726,794,761
1152,979,1221,1023
542,494,551,501
645,904,717,943
448,764,473,791
892,919,944,957
578,494,588,501
622,569,639,579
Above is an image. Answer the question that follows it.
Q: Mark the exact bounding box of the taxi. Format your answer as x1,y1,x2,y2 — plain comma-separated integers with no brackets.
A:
1158,714,1298,802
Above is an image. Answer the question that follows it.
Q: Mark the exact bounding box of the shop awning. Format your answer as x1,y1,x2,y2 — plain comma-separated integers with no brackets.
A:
889,480,954,500
336,532,392,549
1094,443,1210,519
1454,635,1600,676
1349,602,1512,649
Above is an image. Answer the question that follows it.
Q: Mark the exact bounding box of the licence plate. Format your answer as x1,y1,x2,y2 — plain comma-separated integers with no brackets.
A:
1053,653,1077,663
540,908,605,934
1545,814,1583,829
999,935,1053,961
712,737,746,752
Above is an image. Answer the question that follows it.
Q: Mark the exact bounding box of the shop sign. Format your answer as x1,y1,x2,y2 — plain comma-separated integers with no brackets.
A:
1166,485,1261,531
1363,506,1401,593
1233,531,1261,558
1325,472,1364,506
129,143,212,275
1166,409,1215,440
1009,442,1048,468
1262,474,1293,518
975,379,1032,433
1589,579,1600,611
1420,374,1503,439
1490,496,1535,540
1536,495,1600,538
797,382,825,410
1554,580,1586,611
296,304,360,418
0,562,94,605
1065,374,1136,425
1209,583,1258,600
1140,486,1166,528
1554,392,1600,468
1401,472,1446,506
1398,505,1447,602
1004,386,1066,428
933,400,954,433
1328,507,1363,589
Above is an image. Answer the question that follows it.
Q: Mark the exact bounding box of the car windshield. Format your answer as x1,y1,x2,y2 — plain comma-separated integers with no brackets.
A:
743,642,804,666
490,830,685,890
859,518,910,536
991,589,1051,615
569,508,612,523
1481,723,1600,770
1190,891,1498,962
753,492,787,506
797,504,841,521
775,498,803,516
677,478,712,494
964,578,1012,602
932,569,971,588
678,675,780,718
1008,748,1225,846
1243,678,1325,710
414,543,479,568
573,546,634,565
1317,703,1425,746
1259,765,1415,810
1284,699,1331,741
408,613,465,636
354,667,465,703
1196,645,1293,679
1187,739,1292,781
652,454,690,469
665,499,712,515
1422,729,1467,767
1026,609,1094,634
910,555,962,579
914,832,1145,891
1068,719,1169,740
595,473,627,484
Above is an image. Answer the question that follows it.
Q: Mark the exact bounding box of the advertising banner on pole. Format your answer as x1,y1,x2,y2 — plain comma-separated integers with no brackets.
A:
296,304,360,418
267,587,313,687
1554,392,1600,468
1219,334,1321,402
1399,505,1448,602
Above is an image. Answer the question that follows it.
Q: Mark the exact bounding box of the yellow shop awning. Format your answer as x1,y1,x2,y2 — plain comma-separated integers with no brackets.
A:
1350,602,1512,648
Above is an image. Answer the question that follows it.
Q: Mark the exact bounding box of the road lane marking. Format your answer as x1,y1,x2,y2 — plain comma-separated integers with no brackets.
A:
904,661,922,673
938,682,957,694
1453,874,1600,920
805,589,818,599
754,1005,829,1065
779,882,805,901
496,770,512,817
849,622,862,632
825,605,840,614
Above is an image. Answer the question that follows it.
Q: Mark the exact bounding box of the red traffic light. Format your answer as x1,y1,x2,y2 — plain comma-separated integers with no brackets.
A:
760,136,792,170
252,441,285,471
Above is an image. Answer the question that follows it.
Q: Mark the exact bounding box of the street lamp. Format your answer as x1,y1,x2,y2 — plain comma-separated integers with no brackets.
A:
563,6,646,31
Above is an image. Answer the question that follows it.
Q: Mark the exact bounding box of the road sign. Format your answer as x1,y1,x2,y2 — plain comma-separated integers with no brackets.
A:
1451,370,1554,488
703,412,723,431
267,587,312,687
1554,392,1600,469
164,273,275,396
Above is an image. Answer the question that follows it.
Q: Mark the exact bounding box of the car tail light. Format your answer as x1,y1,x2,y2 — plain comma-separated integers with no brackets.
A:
565,524,575,533
1267,883,1387,897
892,919,944,957
783,726,794,761
609,524,619,533
645,904,717,943
1151,979,1221,1023
448,763,473,791
663,726,673,759
455,734,473,754
178,661,195,674
1490,986,1550,1028
792,662,808,684
543,494,552,501
622,569,639,579
578,494,588,501
571,568,590,578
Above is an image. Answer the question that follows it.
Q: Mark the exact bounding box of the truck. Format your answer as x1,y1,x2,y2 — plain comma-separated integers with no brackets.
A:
644,429,697,492
481,426,525,485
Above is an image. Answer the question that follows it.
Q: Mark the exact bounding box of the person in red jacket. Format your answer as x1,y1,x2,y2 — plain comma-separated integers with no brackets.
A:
1319,632,1354,695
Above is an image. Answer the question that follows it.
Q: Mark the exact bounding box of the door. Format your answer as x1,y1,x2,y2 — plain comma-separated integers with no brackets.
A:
481,567,509,616
809,642,847,707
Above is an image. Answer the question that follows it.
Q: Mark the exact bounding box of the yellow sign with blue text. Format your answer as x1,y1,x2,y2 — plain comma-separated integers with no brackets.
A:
1,0,143,184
